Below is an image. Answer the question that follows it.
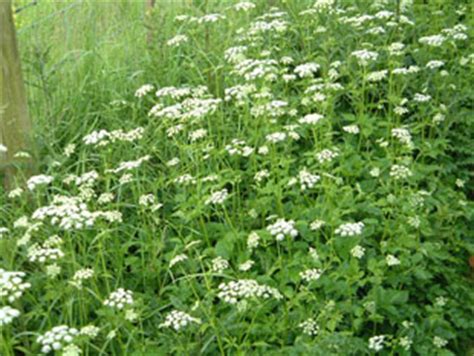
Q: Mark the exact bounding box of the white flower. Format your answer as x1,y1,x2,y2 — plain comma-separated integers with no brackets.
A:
254,170,270,183
169,254,188,268
370,168,380,177
310,219,325,231
300,268,322,282
134,84,154,98
79,325,100,338
217,279,282,304
433,336,448,348
289,168,320,191
419,34,445,47
298,113,324,125
205,189,229,205
104,288,134,310
399,336,413,350
455,178,464,188
266,132,287,143
390,164,412,179
267,219,298,241
27,175,54,191
0,144,7,153
0,306,20,326
386,254,400,266
351,50,378,65
239,260,255,271
167,34,188,47
189,128,207,142
247,232,260,250
413,93,431,103
234,2,256,12
62,344,82,356
159,310,201,331
8,187,23,198
70,268,94,289
37,325,79,354
435,296,447,307
294,62,320,78
299,318,319,336
342,124,360,134
391,128,413,147
367,70,388,82
316,149,338,163
335,222,364,236
351,245,365,259
369,335,385,352
211,257,229,273
426,60,444,69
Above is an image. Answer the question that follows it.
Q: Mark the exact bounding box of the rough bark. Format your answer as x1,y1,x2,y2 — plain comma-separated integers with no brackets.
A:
0,0,34,189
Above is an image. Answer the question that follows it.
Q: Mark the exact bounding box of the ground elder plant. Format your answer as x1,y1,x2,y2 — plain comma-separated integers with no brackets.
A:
1,0,473,355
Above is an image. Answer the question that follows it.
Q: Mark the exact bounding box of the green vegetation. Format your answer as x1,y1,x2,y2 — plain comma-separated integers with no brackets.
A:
1,0,473,355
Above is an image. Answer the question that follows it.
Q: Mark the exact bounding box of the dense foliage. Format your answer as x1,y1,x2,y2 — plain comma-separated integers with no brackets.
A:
1,0,473,355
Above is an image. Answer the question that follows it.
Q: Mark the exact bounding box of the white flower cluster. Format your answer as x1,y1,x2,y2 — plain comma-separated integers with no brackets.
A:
217,279,283,304
299,318,319,336
83,127,144,147
266,132,287,143
300,268,322,282
106,155,150,174
169,254,188,268
369,335,385,352
335,222,364,236
254,170,270,183
159,310,201,331
224,83,255,104
342,124,360,134
294,62,320,78
37,325,79,354
433,336,448,348
367,69,388,82
351,245,365,259
310,219,325,230
0,144,7,153
239,260,255,271
390,164,412,179
316,149,338,163
0,306,20,326
288,169,320,191
167,34,188,47
298,113,324,125
134,84,154,97
104,288,134,310
247,232,260,250
174,174,196,186
189,128,207,142
0,269,31,302
205,189,229,205
419,34,445,47
32,195,122,230
267,218,298,241
386,254,400,266
211,256,229,273
233,58,279,81
27,175,54,191
391,128,413,147
225,139,254,157
138,194,163,212
71,268,94,288
351,49,378,65
234,1,255,12
27,242,64,263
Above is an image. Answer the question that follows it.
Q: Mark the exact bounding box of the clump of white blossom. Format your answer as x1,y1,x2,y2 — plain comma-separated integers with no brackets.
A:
368,335,385,352
299,318,319,336
104,288,134,310
0,269,31,302
159,310,201,331
0,306,21,326
218,279,283,304
267,218,298,241
335,222,364,236
37,325,79,354
205,189,229,205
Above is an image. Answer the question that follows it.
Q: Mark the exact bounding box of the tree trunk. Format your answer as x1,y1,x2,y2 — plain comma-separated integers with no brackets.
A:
0,0,34,189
